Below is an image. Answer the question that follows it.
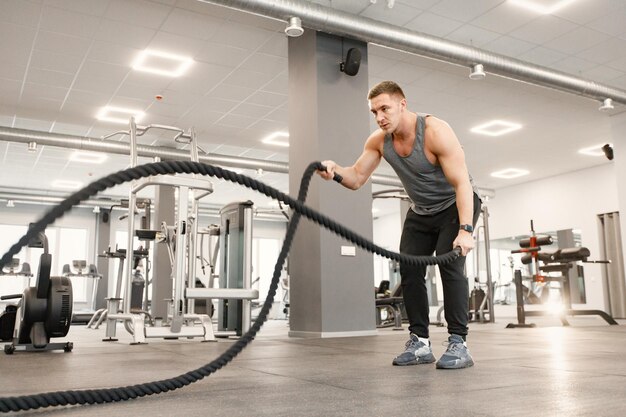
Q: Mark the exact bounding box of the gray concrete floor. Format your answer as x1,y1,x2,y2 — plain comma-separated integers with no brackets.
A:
2,308,626,417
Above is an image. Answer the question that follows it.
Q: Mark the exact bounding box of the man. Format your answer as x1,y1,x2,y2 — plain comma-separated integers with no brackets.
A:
317,81,481,369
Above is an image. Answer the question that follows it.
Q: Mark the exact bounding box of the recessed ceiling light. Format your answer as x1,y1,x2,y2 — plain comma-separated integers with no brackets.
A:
490,168,529,179
70,151,108,164
261,131,289,147
509,0,578,15
471,120,522,137
578,143,612,157
132,49,194,77
51,180,83,190
96,106,145,124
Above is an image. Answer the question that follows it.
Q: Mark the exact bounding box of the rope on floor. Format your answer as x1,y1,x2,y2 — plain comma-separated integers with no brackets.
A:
0,160,460,413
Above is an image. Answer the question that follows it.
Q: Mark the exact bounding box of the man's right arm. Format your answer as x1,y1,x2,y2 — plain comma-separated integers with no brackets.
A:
318,132,383,190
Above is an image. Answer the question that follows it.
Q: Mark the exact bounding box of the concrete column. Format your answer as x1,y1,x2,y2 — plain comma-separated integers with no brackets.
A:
151,185,175,320
610,112,626,300
287,31,376,337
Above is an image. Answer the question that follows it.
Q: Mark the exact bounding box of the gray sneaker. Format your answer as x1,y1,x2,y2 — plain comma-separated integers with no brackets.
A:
436,334,474,369
392,334,435,366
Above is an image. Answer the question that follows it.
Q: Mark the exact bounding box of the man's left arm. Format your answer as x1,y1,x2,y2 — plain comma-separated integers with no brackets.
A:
428,118,475,256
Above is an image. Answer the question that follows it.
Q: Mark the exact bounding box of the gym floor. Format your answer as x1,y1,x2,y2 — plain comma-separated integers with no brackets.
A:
2,311,626,417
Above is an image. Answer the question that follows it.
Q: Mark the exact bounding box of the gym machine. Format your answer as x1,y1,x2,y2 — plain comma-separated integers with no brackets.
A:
187,201,259,338
0,228,73,354
62,260,102,324
507,221,617,328
101,118,215,343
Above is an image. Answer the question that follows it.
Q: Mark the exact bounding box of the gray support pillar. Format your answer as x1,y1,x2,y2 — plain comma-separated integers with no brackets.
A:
151,185,175,320
611,112,626,309
95,210,111,309
288,31,376,337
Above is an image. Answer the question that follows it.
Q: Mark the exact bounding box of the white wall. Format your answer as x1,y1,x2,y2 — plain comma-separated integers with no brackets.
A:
371,162,618,311
484,162,617,310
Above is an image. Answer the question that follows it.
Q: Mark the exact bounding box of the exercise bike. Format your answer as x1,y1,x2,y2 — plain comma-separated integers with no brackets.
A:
0,229,73,354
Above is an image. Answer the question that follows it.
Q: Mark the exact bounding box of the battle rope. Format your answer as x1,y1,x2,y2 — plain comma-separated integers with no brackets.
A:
0,160,460,413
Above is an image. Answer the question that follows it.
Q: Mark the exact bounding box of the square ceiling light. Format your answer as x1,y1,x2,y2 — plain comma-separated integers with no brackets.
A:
261,131,289,147
470,120,522,137
70,151,107,164
508,0,578,14
132,49,194,77
96,106,145,124
51,180,83,190
578,143,612,157
490,168,529,179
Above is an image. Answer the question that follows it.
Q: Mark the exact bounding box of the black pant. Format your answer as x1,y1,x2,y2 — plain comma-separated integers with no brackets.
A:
399,193,481,339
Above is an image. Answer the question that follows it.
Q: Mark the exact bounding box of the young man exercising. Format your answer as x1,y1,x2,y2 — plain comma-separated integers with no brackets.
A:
317,81,481,369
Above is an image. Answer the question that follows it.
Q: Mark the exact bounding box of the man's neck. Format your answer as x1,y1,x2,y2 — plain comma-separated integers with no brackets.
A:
392,111,416,142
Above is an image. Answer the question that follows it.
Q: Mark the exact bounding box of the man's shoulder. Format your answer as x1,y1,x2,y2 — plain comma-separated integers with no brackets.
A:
365,129,386,152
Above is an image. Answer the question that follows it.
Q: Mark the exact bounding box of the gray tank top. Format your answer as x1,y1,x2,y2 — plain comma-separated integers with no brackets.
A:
382,114,478,215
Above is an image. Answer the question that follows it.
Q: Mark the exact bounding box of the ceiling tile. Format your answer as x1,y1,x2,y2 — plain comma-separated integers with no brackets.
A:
445,24,502,47
22,82,68,102
72,73,125,96
230,102,274,119
34,31,92,57
606,55,626,72
94,19,156,50
86,41,142,67
239,53,288,76
195,42,251,67
105,0,172,29
576,37,626,65
518,46,569,67
148,31,207,56
25,67,75,89
580,65,625,83
550,55,598,74
210,21,275,51
222,69,275,90
246,91,287,108
0,23,37,66
166,63,233,95
469,3,538,34
13,117,54,132
0,80,21,104
429,0,502,23
508,15,578,45
0,64,27,83
193,97,239,114
552,0,624,25
40,5,101,38
51,122,91,136
79,60,130,81
206,83,256,102
586,7,626,37
360,1,423,26
404,12,464,38
215,113,257,129
30,49,83,74
44,0,111,17
483,35,537,57
160,7,222,40
544,26,611,55
256,33,288,58
0,0,42,27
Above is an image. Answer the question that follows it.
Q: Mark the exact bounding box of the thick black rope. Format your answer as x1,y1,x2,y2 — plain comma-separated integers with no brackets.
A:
0,161,459,413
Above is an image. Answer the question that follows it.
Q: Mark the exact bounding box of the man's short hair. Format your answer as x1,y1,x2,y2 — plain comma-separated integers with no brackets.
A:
368,81,406,100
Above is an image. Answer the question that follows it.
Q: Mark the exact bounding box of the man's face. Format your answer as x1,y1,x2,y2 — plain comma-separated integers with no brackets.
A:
369,93,405,133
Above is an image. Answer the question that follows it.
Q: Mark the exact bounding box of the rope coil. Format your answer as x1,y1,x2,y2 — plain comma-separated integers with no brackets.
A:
0,160,459,413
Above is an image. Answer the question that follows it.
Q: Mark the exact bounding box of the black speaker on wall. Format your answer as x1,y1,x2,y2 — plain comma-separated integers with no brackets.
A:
340,47,361,76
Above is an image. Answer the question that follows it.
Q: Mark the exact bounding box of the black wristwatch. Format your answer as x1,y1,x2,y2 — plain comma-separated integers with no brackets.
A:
459,224,474,233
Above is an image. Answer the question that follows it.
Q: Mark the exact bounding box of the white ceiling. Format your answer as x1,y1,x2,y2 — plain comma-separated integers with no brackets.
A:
0,0,625,215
